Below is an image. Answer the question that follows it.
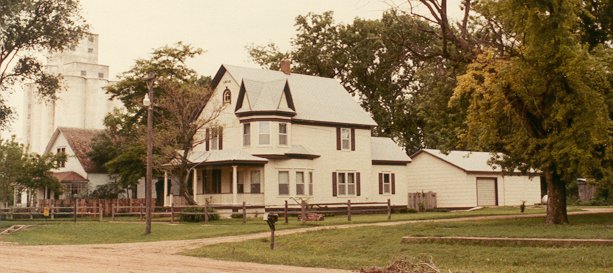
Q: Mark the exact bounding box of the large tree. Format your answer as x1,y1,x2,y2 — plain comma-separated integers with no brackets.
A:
0,0,88,127
453,0,612,224
90,43,217,204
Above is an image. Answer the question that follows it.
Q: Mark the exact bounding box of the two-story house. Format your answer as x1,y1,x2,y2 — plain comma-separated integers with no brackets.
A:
162,62,411,207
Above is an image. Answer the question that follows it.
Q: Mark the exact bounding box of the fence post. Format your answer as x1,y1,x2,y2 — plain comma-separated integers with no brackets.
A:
242,201,247,224
170,203,175,224
300,200,306,224
73,199,77,223
111,201,115,221
99,202,103,222
139,204,144,220
204,202,209,224
29,206,33,220
284,200,288,224
347,199,352,222
50,199,55,220
387,199,391,221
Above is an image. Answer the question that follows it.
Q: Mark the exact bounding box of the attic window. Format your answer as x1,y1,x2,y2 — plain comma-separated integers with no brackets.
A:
56,147,66,168
80,70,87,77
222,87,231,104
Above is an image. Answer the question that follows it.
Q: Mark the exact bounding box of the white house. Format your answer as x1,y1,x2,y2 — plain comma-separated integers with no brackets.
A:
163,62,412,207
407,149,542,208
42,127,114,199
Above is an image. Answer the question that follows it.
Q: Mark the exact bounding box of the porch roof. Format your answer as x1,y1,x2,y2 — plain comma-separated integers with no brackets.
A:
187,149,268,166
52,171,89,183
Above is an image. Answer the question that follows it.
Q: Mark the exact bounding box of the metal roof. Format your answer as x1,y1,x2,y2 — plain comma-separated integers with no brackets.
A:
370,137,411,162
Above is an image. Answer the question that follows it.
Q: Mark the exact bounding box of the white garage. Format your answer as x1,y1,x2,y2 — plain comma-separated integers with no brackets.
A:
407,149,542,208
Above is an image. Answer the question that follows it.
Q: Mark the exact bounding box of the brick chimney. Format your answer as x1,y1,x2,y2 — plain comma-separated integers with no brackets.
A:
279,59,291,75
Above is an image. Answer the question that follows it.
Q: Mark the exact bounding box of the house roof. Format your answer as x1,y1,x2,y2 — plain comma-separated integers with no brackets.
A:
371,137,411,164
52,171,88,183
414,149,506,173
44,127,104,173
213,64,377,127
185,149,268,165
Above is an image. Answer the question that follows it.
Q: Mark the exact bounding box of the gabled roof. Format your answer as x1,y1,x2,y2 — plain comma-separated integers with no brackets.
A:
413,149,505,173
44,127,104,173
212,64,377,127
235,79,296,116
52,171,88,183
371,137,411,165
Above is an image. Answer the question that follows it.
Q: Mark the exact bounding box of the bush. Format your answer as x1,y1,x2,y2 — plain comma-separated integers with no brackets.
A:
230,212,243,219
395,208,418,214
179,207,219,222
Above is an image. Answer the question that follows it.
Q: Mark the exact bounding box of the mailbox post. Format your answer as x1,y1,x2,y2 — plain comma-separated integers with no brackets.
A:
265,213,278,250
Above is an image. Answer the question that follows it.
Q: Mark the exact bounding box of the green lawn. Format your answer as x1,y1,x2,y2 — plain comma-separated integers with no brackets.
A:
0,206,587,245
184,213,613,273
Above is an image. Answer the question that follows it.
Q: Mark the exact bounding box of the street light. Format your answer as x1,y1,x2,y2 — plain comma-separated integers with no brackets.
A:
144,72,156,235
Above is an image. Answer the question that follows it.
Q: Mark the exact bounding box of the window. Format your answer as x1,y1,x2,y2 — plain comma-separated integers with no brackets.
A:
341,128,351,150
278,171,289,195
278,123,288,145
237,171,244,193
56,147,66,168
250,170,261,193
308,172,313,196
296,171,304,195
80,70,87,77
98,72,104,79
88,35,94,42
222,87,231,104
337,172,356,196
88,48,94,53
207,127,222,150
378,173,395,195
243,123,250,146
259,122,270,145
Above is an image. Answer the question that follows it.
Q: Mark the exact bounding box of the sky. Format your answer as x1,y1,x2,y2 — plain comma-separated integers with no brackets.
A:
5,0,464,139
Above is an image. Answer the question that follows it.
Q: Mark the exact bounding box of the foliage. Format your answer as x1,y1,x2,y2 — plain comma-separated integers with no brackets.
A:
0,0,88,128
90,43,217,203
178,207,219,222
452,0,612,224
88,180,124,199
0,136,27,205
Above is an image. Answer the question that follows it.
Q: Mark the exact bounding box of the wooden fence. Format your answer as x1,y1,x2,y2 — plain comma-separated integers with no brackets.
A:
267,199,393,223
0,199,396,224
407,192,437,211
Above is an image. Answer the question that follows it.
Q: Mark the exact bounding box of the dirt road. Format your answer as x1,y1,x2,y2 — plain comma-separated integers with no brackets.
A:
1,208,610,273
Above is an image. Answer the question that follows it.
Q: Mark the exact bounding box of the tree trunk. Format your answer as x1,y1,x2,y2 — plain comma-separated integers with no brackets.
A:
178,172,197,205
544,168,569,224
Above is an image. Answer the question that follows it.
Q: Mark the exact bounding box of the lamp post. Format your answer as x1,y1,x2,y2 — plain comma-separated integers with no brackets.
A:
143,72,156,235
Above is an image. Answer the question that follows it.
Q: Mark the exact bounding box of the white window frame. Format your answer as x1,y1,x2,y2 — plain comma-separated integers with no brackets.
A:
278,123,288,146
341,128,351,150
210,127,220,150
243,123,251,146
295,171,305,195
259,121,270,145
382,173,391,194
278,171,290,195
250,170,261,193
337,172,356,196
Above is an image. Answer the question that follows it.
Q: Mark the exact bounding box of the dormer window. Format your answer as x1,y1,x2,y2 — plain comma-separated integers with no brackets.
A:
223,87,231,104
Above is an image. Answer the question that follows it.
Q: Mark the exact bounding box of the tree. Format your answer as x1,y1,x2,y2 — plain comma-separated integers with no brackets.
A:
91,43,218,205
0,136,27,206
18,152,64,205
452,0,612,224
0,0,88,127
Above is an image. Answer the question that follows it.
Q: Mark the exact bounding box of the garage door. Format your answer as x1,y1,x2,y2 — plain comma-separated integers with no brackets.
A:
476,178,497,206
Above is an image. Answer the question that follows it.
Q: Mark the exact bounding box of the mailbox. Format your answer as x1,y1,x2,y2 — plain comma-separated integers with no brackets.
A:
267,213,278,223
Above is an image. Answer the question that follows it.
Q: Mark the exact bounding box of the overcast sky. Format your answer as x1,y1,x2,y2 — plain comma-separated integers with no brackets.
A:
6,0,463,138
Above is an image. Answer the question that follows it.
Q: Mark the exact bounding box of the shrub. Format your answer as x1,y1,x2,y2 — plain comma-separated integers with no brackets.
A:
230,212,243,219
396,208,418,214
179,207,219,222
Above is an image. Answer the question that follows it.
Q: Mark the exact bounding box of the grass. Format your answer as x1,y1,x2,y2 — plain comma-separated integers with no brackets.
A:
184,213,613,273
0,206,588,245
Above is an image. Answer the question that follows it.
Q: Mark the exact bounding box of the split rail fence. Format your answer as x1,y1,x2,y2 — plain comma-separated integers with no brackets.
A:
0,199,396,224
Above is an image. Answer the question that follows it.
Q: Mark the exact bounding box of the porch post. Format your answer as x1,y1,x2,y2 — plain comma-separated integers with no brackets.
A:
232,165,238,205
192,169,198,204
163,171,168,206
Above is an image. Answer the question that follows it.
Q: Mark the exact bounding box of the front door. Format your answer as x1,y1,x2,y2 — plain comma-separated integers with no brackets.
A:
476,178,498,206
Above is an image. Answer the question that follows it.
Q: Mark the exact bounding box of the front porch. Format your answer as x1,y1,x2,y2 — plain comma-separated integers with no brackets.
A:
163,150,268,206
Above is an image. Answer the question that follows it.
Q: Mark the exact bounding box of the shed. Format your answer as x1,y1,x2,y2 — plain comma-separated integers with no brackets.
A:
407,149,541,208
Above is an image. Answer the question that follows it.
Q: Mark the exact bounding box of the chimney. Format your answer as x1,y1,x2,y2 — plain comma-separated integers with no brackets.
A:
279,59,291,75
